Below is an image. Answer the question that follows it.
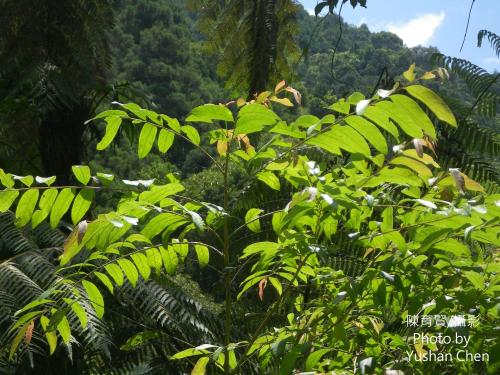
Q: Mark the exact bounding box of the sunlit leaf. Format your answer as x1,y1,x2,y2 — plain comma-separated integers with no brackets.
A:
72,165,91,185
96,116,122,150
138,123,158,159
406,85,457,127
82,280,104,319
15,189,39,227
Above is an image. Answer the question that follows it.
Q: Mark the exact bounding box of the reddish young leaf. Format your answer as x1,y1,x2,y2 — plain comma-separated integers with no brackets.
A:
24,320,35,344
258,278,268,301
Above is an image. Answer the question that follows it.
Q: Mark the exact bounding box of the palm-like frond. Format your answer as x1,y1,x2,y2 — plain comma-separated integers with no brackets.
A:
188,0,300,95
432,53,500,117
431,42,499,191
0,210,223,373
478,30,500,57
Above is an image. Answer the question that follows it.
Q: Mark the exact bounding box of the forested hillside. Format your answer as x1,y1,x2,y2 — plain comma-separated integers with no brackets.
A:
110,1,443,118
101,0,462,176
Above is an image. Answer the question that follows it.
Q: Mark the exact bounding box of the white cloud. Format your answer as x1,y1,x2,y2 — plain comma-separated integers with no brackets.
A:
357,17,367,27
388,12,445,47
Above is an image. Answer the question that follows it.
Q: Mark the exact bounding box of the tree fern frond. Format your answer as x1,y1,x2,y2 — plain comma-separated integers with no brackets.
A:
478,30,500,57
432,53,500,117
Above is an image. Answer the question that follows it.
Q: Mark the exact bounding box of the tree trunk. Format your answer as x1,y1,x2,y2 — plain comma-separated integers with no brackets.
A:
38,103,88,183
248,0,278,98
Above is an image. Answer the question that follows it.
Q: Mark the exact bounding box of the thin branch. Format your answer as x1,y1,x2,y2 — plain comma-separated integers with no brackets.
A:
291,13,328,75
460,0,476,52
330,1,348,85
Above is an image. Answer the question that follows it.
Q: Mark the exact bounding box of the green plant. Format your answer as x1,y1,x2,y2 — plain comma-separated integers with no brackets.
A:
1,68,498,374
431,29,500,192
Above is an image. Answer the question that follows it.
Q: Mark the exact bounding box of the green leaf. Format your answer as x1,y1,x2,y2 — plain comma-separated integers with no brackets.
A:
181,125,201,145
141,213,188,239
86,109,126,124
280,346,303,375
16,175,34,187
241,241,279,258
146,248,163,274
0,169,15,188
35,176,56,186
257,171,280,191
375,101,423,138
71,188,94,224
305,348,332,371
105,263,124,286
32,189,58,228
235,104,279,135
245,208,264,232
162,115,181,132
189,210,205,231
172,240,189,260
157,129,175,153
237,275,265,300
269,277,282,295
138,123,158,159
344,116,388,154
39,316,57,354
139,183,184,204
403,63,416,82
117,259,139,287
15,299,53,316
306,133,341,155
120,331,159,351
50,188,75,229
270,121,305,138
362,167,423,188
171,347,211,359
45,328,58,355
195,244,209,268
329,98,350,114
72,165,91,185
390,156,433,178
96,172,115,184
463,271,485,290
96,116,122,150
95,271,114,294
56,315,71,344
82,280,104,319
405,85,457,126
347,92,365,104
9,322,31,360
160,246,178,275
15,189,39,227
390,95,436,138
191,356,210,375
0,190,19,212
362,106,400,140
131,253,151,281
380,207,394,233
186,104,233,123
324,125,372,157
11,310,43,330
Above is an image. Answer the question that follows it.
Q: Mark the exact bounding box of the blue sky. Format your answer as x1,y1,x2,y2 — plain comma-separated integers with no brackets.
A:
299,0,500,72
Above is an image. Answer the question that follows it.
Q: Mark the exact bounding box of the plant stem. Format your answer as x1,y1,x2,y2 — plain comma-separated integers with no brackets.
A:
223,128,232,375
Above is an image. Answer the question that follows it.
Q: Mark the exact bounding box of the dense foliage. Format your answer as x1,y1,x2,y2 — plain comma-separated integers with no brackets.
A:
1,69,499,374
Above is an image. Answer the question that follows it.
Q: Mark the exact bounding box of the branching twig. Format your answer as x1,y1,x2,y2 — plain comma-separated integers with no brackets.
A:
460,0,476,52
